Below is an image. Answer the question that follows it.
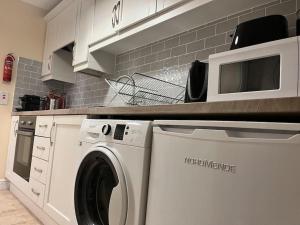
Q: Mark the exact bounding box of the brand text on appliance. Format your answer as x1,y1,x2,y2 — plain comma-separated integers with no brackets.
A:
184,157,236,174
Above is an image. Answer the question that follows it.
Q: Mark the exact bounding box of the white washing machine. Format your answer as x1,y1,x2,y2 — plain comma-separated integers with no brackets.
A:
73,119,152,225
146,120,300,225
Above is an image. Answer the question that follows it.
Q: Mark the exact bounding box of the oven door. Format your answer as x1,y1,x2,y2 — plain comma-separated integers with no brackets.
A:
13,130,34,182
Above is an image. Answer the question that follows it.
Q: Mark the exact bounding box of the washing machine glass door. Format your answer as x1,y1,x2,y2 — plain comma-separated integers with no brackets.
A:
75,147,128,225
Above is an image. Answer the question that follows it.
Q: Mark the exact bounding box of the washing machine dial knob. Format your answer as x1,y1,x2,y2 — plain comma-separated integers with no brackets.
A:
102,124,111,135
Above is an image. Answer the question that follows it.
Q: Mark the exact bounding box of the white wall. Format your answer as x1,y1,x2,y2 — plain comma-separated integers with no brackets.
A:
0,0,46,179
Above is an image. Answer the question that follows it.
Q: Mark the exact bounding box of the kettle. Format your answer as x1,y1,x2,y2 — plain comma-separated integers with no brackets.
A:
184,60,208,103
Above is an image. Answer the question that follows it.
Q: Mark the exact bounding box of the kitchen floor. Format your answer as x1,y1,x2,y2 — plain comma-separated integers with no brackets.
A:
0,190,42,225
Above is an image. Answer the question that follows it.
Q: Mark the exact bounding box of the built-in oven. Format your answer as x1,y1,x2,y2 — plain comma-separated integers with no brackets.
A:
13,116,36,182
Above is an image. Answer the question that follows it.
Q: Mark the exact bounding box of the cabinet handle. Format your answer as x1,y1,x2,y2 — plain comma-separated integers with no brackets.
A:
112,4,117,28
34,167,43,173
73,42,76,64
50,122,55,146
116,1,121,25
36,146,46,151
48,55,52,71
31,188,41,196
14,120,19,137
39,124,48,128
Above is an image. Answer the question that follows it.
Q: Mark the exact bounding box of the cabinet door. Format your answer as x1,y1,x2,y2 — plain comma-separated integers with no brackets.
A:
91,0,118,44
42,19,56,76
120,0,156,29
5,116,19,180
157,0,187,11
44,115,86,225
73,0,94,66
54,1,77,50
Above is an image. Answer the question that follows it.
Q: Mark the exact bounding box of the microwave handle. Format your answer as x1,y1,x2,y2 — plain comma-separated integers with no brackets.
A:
154,126,300,144
16,130,34,137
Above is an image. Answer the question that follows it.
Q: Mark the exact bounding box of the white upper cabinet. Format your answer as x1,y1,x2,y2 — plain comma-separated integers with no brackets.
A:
91,0,120,45
120,0,156,30
42,19,56,76
54,0,77,50
73,0,94,66
157,0,188,11
42,0,77,83
73,0,115,75
91,0,157,45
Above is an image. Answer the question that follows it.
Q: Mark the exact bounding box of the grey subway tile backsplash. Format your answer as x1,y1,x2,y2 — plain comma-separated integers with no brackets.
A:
157,49,171,61
151,42,165,53
266,0,296,15
239,9,266,23
187,40,205,53
252,0,280,11
179,52,196,65
216,18,238,34
286,13,297,26
13,57,64,110
171,45,187,57
180,31,197,45
216,44,231,53
227,9,253,20
165,37,180,49
196,26,216,40
205,34,226,48
195,48,216,61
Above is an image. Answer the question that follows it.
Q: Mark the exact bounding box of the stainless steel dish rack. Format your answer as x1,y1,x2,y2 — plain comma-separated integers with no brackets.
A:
105,73,186,106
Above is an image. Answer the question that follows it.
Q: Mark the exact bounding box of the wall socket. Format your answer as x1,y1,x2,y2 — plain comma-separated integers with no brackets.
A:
0,91,8,105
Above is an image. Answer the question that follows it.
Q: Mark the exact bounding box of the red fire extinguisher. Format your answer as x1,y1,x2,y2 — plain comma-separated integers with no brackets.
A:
3,53,15,82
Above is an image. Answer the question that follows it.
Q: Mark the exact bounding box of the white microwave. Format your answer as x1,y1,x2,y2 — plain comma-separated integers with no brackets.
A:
207,36,299,102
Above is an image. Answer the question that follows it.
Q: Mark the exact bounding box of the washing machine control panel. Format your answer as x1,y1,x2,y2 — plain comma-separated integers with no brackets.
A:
114,124,126,140
102,124,112,135
80,119,152,148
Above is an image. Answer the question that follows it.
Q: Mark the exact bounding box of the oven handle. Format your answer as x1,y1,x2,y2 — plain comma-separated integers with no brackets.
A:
16,130,34,137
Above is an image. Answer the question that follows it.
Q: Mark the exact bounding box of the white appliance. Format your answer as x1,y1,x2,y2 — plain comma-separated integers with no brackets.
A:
146,120,300,225
207,36,299,102
73,119,152,225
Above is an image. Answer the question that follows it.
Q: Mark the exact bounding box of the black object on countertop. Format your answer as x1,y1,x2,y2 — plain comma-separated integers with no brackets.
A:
231,15,288,50
184,60,208,103
17,95,41,111
297,10,300,36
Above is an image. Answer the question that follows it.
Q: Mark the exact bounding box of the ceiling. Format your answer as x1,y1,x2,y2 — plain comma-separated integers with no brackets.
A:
20,0,62,11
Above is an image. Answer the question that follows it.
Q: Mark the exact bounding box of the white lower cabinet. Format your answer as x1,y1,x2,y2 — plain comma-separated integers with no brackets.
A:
33,136,51,161
30,157,48,185
44,115,86,225
36,116,54,138
29,178,46,208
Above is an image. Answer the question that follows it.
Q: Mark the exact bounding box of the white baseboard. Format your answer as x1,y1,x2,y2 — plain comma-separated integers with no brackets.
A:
10,184,59,225
0,179,10,190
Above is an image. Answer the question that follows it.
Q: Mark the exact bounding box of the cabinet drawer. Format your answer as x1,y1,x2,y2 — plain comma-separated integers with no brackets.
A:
29,178,45,208
33,136,51,161
30,157,48,185
36,116,53,138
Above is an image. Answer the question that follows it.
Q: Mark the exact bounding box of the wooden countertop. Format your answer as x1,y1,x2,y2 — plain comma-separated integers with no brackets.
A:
11,97,300,118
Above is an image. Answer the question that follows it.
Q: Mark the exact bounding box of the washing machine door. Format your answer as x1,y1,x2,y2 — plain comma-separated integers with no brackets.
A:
75,146,128,225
